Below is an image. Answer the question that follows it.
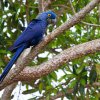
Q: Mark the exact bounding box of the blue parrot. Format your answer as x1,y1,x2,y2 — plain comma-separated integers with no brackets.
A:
0,11,56,82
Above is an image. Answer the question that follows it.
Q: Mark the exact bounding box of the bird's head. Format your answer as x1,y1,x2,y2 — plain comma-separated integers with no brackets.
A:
37,11,57,25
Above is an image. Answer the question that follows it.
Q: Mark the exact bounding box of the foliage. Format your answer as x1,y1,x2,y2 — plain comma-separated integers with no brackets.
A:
0,0,100,99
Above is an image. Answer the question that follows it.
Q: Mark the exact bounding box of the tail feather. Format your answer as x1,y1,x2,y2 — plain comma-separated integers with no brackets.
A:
0,44,27,82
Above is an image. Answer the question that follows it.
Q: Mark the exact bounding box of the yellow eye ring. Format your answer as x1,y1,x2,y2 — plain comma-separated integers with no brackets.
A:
48,14,51,17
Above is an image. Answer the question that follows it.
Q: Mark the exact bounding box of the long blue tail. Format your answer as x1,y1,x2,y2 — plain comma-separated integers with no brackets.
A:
0,45,27,82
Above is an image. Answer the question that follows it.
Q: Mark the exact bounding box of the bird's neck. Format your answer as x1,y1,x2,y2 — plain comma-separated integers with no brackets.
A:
41,20,48,33
37,14,48,26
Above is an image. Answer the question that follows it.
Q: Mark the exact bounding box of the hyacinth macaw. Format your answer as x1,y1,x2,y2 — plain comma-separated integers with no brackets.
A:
0,11,57,82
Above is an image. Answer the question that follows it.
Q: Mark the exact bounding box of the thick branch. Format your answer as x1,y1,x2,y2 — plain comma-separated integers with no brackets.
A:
1,83,17,100
0,39,100,90
11,39,100,81
0,0,99,90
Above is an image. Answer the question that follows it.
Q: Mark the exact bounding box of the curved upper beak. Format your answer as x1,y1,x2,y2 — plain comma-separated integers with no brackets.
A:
51,18,57,25
48,18,57,25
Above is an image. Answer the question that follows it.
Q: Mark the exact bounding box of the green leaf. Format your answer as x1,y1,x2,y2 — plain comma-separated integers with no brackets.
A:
80,79,86,86
46,76,51,85
50,71,57,81
46,95,50,100
22,89,37,94
0,50,7,53
69,80,77,88
79,84,85,96
58,75,66,82
76,66,84,74
39,82,43,93
72,65,78,75
46,85,52,91
66,74,76,78
89,67,97,84
26,84,29,90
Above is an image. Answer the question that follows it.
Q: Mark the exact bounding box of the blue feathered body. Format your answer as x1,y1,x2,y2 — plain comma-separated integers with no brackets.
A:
0,11,56,82
9,19,47,52
0,19,47,82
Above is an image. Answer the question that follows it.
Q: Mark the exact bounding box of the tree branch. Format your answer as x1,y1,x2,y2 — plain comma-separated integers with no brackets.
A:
38,0,54,12
81,21,100,27
69,0,100,27
44,0,54,11
1,48,31,99
38,0,44,13
0,0,99,90
0,39,100,90
1,83,17,100
10,39,100,81
25,0,29,23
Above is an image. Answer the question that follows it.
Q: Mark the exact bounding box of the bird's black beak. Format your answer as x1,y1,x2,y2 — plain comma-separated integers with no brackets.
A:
51,18,57,25
47,18,57,25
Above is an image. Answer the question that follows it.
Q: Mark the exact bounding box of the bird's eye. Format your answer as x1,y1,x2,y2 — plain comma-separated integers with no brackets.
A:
48,14,51,17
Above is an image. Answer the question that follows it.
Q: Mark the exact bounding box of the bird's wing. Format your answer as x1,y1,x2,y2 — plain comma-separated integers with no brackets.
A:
9,19,42,52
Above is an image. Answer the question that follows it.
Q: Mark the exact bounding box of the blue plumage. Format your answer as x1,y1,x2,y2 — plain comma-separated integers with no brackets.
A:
0,44,27,82
0,11,56,82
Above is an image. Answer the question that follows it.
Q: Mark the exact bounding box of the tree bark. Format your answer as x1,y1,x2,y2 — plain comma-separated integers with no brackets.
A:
0,39,100,90
1,83,17,100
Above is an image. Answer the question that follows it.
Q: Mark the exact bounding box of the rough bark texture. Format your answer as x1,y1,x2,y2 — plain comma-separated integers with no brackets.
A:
1,83,17,100
10,39,100,80
0,39,100,90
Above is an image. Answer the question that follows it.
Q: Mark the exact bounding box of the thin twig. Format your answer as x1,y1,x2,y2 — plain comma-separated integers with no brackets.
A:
25,0,29,23
38,0,44,13
69,0,76,14
81,21,100,27
69,0,100,27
